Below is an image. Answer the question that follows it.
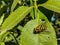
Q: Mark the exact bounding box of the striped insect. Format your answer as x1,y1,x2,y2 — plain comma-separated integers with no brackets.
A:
33,20,47,34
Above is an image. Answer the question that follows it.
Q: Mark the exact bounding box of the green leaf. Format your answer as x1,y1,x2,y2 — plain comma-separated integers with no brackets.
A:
9,33,19,45
30,0,35,19
0,42,5,45
0,1,6,9
0,14,4,25
0,31,9,41
0,5,7,16
39,0,60,13
20,10,57,45
11,0,20,12
17,25,23,31
1,6,32,35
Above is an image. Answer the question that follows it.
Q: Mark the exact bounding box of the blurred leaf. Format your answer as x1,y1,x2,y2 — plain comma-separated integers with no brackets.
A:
1,1,6,9
20,9,57,45
56,19,60,25
0,31,9,42
4,34,14,42
30,8,35,19
0,42,5,45
0,14,4,25
0,6,32,36
17,25,23,31
39,0,60,13
11,0,20,12
9,33,19,45
0,5,7,16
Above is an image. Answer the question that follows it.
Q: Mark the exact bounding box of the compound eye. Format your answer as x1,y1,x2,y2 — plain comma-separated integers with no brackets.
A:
33,28,40,34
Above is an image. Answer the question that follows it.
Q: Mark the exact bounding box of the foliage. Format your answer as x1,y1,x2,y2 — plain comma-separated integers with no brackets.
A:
0,0,60,45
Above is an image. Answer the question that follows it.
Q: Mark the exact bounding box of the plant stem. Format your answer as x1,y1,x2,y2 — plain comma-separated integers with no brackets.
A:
30,0,35,19
34,0,40,24
10,33,19,45
34,0,37,9
34,0,38,19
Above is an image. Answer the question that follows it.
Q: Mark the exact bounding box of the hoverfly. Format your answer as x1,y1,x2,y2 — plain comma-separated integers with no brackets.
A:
33,20,47,34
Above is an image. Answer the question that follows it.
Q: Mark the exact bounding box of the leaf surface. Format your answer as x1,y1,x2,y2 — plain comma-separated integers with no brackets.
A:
20,9,57,45
40,0,60,13
1,6,32,36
